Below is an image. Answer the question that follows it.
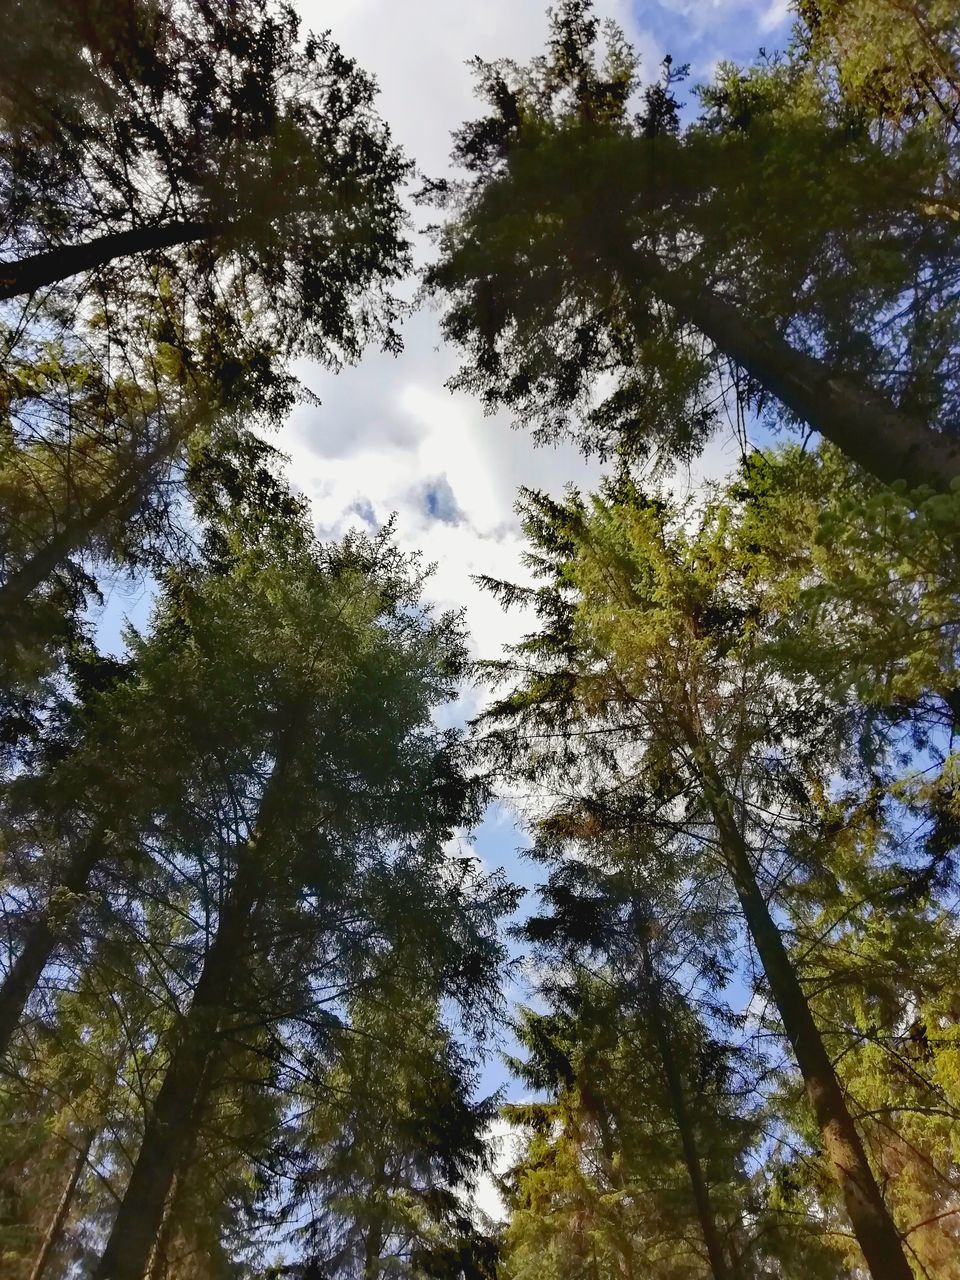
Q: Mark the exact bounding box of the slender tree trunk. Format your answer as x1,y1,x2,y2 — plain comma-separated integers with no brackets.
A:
0,410,201,622
363,1218,384,1280
362,1160,387,1280
679,717,914,1280
93,725,298,1280
92,860,256,1280
637,934,732,1280
145,1171,181,1280
0,831,105,1058
28,1130,94,1280
633,249,960,494
0,220,223,301
92,858,257,1280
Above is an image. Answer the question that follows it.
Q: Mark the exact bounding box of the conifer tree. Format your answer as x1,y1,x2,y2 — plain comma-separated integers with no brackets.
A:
478,476,926,1280
0,0,410,351
501,974,755,1280
85,513,509,1279
282,986,498,1280
1,462,516,1277
0,0,411,668
0,430,305,1057
426,0,960,492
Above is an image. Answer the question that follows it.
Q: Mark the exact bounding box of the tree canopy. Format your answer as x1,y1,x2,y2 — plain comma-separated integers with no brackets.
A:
2,2,960,1278
426,0,960,491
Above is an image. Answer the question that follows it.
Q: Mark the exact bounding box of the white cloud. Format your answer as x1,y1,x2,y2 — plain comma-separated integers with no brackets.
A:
759,0,793,34
276,0,789,771
471,1116,524,1224
298,0,658,179
280,297,606,671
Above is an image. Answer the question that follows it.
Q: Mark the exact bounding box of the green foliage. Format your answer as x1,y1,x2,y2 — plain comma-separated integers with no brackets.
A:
476,460,960,1276
500,973,758,1280
1,0,411,368
0,0,413,716
0,470,517,1277
3,2,960,1277
285,990,498,1280
794,0,960,132
427,0,960,482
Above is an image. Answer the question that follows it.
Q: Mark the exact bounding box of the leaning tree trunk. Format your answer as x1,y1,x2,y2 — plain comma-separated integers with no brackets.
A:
145,1169,184,1280
0,220,223,301
680,717,914,1280
0,831,105,1058
632,249,960,494
93,723,299,1280
28,1129,94,1280
92,856,258,1280
637,932,732,1280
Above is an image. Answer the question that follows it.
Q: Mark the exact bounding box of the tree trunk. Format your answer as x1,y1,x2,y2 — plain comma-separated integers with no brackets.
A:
637,933,732,1280
680,718,914,1280
0,410,201,623
0,831,105,1058
363,1217,384,1280
93,726,298,1280
362,1159,388,1280
28,1129,94,1280
634,249,960,494
92,858,257,1280
145,1171,182,1280
0,220,223,301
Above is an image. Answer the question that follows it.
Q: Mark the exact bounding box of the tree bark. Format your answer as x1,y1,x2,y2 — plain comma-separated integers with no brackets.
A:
93,725,298,1280
28,1129,94,1280
145,1170,182,1280
92,857,258,1280
680,718,914,1280
0,221,223,301
634,249,960,494
0,831,105,1058
363,1213,384,1280
637,933,732,1280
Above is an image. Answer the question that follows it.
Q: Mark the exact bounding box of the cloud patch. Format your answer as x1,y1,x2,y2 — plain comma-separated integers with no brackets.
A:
415,474,466,525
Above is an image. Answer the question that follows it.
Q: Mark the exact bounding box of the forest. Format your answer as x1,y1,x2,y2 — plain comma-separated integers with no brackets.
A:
0,0,958,1276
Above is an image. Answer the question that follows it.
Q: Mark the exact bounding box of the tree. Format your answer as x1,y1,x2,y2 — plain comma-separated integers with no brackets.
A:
426,0,960,492
720,442,960,1274
500,754,845,1278
477,475,921,1279
79,514,511,1279
0,0,410,367
0,444,516,1275
512,804,754,1280
282,986,498,1280
794,0,960,132
0,429,306,1058
0,0,411,666
0,919,186,1279
500,978,750,1280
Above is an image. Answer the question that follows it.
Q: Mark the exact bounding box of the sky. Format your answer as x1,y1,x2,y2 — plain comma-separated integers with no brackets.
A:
281,0,796,743
267,0,797,1218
